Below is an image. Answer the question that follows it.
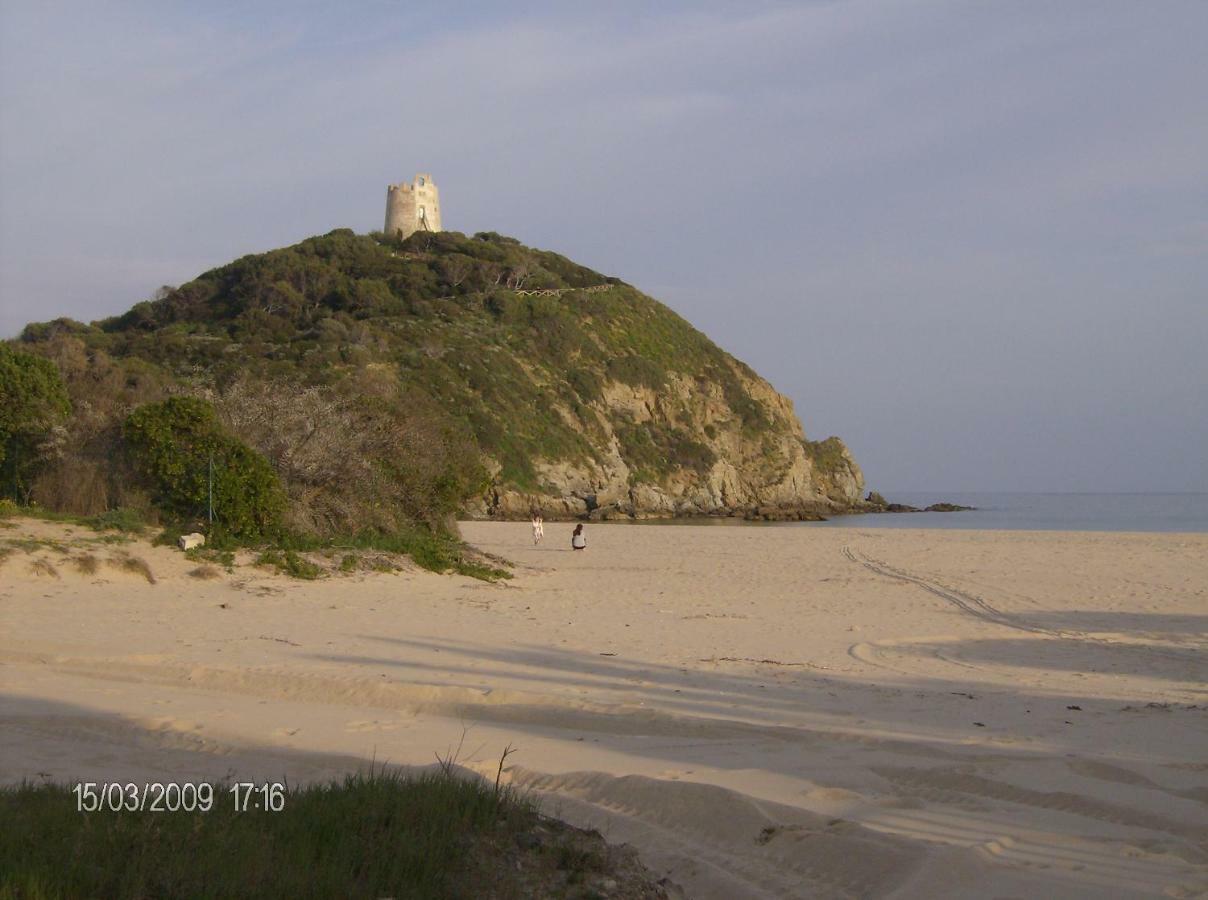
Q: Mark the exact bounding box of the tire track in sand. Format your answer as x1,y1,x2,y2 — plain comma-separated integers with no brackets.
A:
872,766,1208,846
841,546,1056,636
508,767,923,900
842,546,1204,669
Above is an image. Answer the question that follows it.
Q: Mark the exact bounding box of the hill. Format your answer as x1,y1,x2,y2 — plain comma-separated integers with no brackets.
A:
9,229,863,534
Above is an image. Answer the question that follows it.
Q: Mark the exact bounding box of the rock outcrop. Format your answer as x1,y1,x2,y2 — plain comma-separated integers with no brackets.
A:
471,367,864,520
861,492,975,515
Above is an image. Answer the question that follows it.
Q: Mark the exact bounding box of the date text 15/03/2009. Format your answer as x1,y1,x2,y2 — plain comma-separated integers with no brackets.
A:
73,782,286,813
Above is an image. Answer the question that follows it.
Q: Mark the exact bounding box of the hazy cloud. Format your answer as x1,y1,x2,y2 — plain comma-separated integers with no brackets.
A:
2,0,1206,491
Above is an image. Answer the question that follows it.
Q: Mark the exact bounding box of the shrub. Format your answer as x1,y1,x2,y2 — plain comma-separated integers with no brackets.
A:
716,365,770,431
606,354,665,389
485,290,522,322
616,422,716,481
123,397,285,540
566,368,603,403
0,344,71,502
803,436,849,476
86,507,145,533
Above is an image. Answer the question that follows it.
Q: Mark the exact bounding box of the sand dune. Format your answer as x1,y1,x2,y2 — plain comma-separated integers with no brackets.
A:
2,519,1206,898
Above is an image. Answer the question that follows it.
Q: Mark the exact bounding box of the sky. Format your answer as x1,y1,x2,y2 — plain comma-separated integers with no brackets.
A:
1,1,1206,493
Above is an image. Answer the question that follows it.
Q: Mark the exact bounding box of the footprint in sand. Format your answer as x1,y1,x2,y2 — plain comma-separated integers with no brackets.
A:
803,786,861,803
344,719,403,733
657,769,697,781
144,717,202,733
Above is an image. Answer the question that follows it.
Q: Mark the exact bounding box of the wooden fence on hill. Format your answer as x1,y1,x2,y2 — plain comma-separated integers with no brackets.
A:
512,284,613,297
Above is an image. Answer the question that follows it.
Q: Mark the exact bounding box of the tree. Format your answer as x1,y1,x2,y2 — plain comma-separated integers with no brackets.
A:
439,254,475,290
123,397,285,540
503,262,532,289
0,344,71,500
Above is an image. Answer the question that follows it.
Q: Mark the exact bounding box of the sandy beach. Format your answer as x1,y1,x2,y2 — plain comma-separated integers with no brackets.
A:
2,519,1205,899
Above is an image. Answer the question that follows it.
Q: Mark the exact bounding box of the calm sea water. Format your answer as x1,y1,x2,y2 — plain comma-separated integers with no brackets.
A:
814,492,1208,533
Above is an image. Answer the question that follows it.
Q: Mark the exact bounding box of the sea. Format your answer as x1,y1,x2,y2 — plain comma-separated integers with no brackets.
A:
813,492,1208,534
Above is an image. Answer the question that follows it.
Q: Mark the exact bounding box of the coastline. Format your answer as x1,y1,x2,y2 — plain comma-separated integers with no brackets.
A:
484,490,1208,534
3,519,1206,898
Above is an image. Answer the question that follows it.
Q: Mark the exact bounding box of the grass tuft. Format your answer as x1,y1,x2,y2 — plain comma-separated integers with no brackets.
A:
254,549,324,580
187,564,221,580
111,553,156,584
28,558,59,578
6,537,70,555
185,546,236,572
72,554,101,575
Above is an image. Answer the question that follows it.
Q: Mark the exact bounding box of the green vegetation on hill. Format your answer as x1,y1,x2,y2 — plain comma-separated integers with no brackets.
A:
6,228,853,539
66,228,768,490
802,435,849,476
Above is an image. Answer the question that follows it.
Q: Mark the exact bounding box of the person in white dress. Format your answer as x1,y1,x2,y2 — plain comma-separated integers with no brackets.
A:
531,513,544,545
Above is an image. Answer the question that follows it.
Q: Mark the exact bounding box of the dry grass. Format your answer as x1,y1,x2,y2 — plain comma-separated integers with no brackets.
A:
31,459,111,517
0,547,12,569
29,558,60,578
188,565,221,580
72,554,101,575
109,553,156,584
6,536,71,555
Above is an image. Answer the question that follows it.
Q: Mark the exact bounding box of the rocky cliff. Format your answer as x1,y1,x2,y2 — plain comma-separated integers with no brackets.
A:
477,368,864,520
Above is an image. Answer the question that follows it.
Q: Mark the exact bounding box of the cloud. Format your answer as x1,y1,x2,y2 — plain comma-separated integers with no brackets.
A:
1,0,1206,490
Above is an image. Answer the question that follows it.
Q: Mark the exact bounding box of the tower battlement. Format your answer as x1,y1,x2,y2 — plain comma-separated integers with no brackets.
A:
384,173,441,239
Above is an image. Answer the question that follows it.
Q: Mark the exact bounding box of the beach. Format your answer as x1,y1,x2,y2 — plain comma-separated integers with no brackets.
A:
2,519,1206,899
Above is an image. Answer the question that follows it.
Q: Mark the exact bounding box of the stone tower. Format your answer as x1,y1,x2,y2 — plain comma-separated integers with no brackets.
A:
384,173,441,239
